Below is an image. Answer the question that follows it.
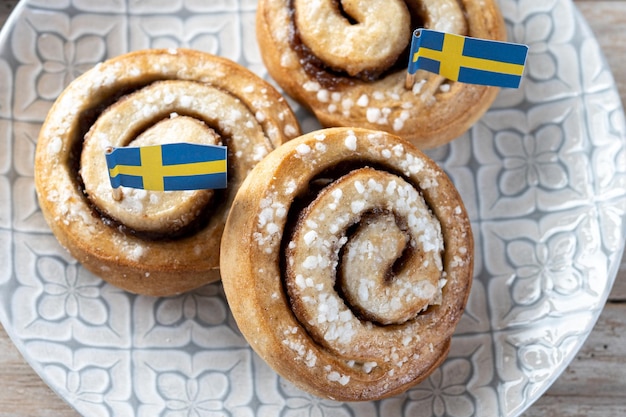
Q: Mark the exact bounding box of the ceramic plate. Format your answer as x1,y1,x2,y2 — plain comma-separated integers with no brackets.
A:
1,0,625,416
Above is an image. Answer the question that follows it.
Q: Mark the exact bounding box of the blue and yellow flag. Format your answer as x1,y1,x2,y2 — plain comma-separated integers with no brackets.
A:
408,29,528,88
105,143,227,191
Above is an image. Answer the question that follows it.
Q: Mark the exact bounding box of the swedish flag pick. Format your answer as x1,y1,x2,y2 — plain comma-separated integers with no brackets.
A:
408,29,528,88
105,143,228,191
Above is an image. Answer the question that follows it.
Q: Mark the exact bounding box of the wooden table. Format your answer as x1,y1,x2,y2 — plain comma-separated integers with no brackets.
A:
0,0,624,415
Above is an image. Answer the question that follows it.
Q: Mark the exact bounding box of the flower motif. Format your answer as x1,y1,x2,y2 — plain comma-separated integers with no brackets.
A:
64,368,109,405
154,284,227,327
511,11,556,81
280,381,352,417
406,358,474,417
495,124,567,196
517,342,557,383
494,0,579,108
158,372,228,417
35,256,108,325
508,231,581,306
37,32,105,100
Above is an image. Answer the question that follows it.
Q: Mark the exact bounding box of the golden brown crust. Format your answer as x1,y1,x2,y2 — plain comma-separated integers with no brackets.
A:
34,48,301,296
256,0,506,149
220,127,473,401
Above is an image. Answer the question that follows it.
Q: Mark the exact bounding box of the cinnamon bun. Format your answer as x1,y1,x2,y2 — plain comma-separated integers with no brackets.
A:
256,0,506,149
34,48,301,296
220,127,473,400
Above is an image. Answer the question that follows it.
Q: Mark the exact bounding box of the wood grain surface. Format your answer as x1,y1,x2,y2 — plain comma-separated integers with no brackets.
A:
0,0,625,416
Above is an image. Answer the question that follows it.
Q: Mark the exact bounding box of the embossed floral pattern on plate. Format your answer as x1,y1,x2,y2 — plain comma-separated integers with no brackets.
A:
0,0,625,416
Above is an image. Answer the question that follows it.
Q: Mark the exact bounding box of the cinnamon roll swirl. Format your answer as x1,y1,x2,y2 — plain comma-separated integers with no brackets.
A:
220,127,473,400
34,49,301,296
256,0,506,149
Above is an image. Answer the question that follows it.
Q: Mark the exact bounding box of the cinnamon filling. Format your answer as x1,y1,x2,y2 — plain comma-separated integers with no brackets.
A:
287,0,427,88
282,164,445,349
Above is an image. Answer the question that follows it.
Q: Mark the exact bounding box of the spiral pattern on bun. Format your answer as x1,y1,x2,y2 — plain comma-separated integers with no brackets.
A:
220,127,473,400
35,49,301,296
256,0,506,149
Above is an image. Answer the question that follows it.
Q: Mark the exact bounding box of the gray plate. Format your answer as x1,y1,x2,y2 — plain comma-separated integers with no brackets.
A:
0,0,625,416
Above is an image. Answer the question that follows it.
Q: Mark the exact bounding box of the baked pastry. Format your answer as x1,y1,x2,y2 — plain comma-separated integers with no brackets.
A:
220,127,473,401
34,48,301,296
256,0,506,149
